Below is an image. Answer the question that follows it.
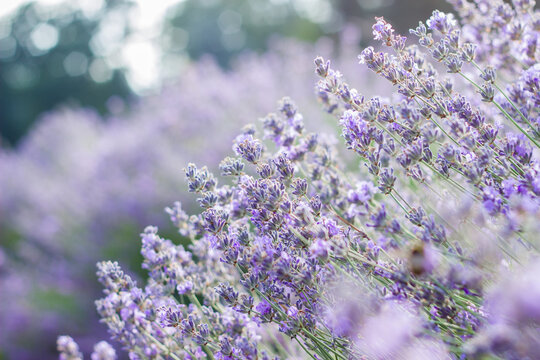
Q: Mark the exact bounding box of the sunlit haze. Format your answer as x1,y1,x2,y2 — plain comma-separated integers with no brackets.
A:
0,0,187,93
0,0,334,93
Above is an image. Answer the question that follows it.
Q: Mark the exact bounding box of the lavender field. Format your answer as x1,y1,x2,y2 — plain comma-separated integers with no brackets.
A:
1,0,540,359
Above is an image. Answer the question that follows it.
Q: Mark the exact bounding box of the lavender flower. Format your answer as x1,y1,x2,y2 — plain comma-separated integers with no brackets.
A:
57,336,82,360
38,2,540,360
0,33,374,359
90,341,116,360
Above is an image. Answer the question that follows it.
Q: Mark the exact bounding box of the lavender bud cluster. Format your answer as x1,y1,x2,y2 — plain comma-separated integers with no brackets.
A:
60,2,540,360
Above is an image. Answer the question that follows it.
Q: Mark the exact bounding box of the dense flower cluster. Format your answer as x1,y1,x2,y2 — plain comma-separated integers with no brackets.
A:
0,36,374,359
60,1,539,359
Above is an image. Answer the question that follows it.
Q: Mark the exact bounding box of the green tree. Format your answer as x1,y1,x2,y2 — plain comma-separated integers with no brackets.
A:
0,0,133,146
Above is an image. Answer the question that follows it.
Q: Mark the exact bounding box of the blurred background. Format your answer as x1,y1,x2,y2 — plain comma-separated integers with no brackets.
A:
0,0,453,147
0,0,450,359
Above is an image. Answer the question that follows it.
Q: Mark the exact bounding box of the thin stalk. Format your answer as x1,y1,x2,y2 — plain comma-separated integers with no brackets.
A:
390,191,408,213
143,330,184,360
493,101,540,148
471,60,538,134
459,71,540,148
295,338,320,360
393,189,413,209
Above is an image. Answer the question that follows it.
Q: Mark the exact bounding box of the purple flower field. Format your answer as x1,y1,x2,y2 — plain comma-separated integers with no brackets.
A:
2,0,540,359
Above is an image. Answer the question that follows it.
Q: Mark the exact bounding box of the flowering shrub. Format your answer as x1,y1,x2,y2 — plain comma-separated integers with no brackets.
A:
0,36,377,359
58,1,539,359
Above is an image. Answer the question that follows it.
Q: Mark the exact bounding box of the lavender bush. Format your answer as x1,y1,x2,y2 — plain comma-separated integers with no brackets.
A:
53,0,540,360
0,34,384,359
55,1,540,359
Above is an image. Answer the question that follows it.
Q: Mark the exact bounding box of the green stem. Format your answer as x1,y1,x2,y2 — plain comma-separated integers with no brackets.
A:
295,338,320,360
471,60,538,134
143,330,184,360
493,101,540,148
459,71,540,148
390,191,408,213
